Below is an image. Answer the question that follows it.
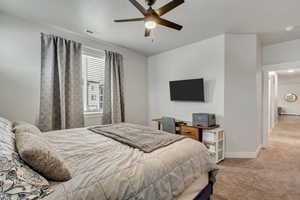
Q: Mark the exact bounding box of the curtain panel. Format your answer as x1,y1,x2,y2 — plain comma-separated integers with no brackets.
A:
39,33,84,131
102,50,125,124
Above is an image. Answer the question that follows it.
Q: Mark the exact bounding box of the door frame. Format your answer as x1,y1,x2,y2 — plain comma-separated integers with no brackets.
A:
262,61,300,148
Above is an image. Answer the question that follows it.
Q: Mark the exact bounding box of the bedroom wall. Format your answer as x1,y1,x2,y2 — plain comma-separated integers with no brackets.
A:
0,12,148,126
263,39,300,65
147,34,263,157
224,34,262,156
256,38,263,150
147,35,225,126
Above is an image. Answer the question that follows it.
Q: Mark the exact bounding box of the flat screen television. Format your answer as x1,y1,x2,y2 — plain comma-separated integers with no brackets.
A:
169,78,205,102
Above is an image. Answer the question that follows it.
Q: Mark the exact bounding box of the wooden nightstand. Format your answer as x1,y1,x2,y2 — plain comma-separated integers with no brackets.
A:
179,124,220,142
180,125,202,141
152,118,219,143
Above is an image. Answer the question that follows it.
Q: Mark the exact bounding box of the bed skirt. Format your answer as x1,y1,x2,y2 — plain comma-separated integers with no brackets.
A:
193,171,215,200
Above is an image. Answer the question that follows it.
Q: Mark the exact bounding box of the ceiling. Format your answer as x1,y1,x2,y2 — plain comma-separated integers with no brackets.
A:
1,0,300,56
278,69,300,84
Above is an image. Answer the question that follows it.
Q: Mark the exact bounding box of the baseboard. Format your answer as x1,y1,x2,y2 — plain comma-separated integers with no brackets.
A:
225,152,257,158
255,144,262,157
225,145,262,158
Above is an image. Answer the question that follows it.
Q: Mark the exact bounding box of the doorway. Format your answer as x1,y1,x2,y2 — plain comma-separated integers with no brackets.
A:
262,61,300,147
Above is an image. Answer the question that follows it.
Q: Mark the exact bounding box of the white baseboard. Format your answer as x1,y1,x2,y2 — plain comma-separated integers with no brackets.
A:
255,144,262,157
225,145,262,158
225,152,257,158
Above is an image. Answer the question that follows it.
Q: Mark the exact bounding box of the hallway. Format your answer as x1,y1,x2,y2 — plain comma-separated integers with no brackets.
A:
213,116,300,200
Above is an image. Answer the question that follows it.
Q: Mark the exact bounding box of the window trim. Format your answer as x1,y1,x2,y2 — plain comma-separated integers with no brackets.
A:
84,111,103,116
82,47,105,60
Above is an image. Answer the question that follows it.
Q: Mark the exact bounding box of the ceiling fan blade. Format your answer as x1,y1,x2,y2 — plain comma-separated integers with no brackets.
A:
114,18,145,22
145,28,151,37
155,0,184,16
156,18,183,30
129,0,147,16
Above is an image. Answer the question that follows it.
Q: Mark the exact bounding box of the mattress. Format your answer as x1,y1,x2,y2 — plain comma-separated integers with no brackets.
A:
43,125,217,200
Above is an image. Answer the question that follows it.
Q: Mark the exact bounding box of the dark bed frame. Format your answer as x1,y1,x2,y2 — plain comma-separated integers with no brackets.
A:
193,171,215,200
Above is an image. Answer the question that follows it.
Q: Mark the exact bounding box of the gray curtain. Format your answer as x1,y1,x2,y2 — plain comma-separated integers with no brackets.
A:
39,33,84,131
102,50,125,124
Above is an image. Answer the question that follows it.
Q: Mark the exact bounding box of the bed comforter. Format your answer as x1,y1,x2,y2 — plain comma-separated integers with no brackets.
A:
43,123,217,200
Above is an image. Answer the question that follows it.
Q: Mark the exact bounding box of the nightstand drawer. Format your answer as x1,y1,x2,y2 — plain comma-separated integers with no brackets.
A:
180,126,200,140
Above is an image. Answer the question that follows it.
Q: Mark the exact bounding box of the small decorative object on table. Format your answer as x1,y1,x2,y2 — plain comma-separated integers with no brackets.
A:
203,128,225,163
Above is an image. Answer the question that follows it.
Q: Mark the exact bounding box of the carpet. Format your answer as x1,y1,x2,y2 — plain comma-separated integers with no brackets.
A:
212,116,300,200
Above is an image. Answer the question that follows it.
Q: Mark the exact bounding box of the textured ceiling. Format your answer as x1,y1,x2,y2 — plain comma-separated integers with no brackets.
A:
1,0,300,56
278,69,300,84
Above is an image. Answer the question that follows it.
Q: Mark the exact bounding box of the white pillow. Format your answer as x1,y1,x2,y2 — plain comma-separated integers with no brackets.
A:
16,132,72,181
13,122,42,135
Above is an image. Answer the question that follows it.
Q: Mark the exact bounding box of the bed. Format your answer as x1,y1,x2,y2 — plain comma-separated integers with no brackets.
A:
1,118,217,200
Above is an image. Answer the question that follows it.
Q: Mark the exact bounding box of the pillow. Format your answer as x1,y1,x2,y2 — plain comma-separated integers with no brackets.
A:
0,117,51,199
0,154,51,199
12,120,29,127
0,117,13,131
16,131,72,181
13,122,41,135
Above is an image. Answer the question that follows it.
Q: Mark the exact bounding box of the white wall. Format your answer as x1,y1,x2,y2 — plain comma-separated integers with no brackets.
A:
0,13,148,126
224,34,262,156
256,38,263,149
278,78,300,115
147,34,262,157
147,35,225,126
268,73,278,130
263,39,300,65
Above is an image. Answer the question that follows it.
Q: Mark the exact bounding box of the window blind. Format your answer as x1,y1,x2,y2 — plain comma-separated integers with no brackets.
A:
82,49,105,113
86,55,105,85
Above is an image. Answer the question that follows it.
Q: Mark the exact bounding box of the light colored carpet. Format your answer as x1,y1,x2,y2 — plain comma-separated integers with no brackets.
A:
212,116,300,200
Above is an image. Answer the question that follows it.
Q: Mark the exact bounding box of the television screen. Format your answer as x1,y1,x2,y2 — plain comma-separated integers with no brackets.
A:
169,78,205,102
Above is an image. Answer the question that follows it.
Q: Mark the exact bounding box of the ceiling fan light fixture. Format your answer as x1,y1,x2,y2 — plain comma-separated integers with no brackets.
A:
114,0,184,37
145,20,157,29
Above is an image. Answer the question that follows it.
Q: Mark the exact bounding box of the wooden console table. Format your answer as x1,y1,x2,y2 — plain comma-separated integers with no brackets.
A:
152,118,186,130
152,118,219,142
179,124,219,142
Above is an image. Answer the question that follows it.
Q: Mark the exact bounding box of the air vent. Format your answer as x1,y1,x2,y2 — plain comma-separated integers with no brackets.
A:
85,29,94,34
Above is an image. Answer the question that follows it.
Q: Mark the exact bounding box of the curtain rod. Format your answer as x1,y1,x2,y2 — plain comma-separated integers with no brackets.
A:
83,46,105,53
41,33,119,55
84,46,121,56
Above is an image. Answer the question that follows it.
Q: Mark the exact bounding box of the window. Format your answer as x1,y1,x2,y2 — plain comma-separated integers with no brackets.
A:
91,94,97,101
90,85,95,91
82,52,105,113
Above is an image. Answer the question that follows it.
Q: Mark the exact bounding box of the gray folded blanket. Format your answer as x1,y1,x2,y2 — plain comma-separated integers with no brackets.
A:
88,123,185,153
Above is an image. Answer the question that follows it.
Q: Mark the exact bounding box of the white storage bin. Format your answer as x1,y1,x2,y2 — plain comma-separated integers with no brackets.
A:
203,128,225,163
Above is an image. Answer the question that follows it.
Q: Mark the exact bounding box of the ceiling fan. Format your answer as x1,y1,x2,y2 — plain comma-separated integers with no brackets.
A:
114,0,184,37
